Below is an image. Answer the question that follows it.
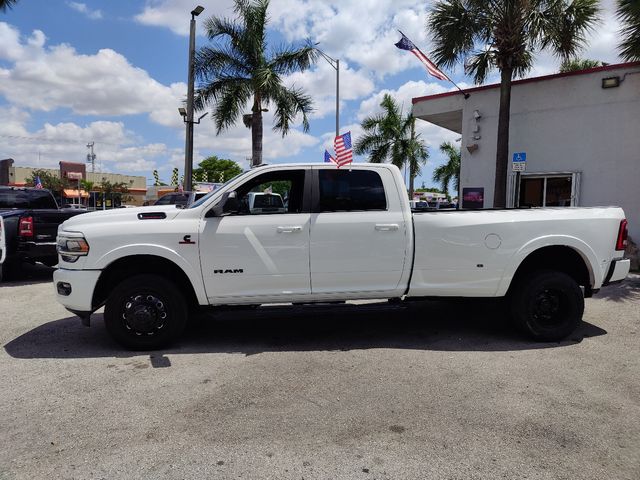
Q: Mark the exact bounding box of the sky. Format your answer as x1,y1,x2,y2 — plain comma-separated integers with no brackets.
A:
0,0,625,187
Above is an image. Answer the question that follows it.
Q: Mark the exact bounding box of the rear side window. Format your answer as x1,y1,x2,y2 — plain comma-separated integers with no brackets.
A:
0,189,57,209
318,170,386,212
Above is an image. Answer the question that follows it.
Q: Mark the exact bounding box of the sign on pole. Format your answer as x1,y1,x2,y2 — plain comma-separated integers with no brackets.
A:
512,152,526,172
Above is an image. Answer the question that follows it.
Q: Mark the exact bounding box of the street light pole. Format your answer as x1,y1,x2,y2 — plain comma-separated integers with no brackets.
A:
183,5,204,193
315,47,340,138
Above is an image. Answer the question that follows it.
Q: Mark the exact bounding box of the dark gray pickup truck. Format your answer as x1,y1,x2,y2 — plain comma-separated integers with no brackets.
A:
0,187,86,281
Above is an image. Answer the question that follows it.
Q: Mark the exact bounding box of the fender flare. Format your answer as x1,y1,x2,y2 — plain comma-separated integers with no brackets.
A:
495,235,602,296
94,244,208,304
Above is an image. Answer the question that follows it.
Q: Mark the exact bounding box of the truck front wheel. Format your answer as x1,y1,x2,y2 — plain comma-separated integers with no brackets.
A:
510,270,584,342
104,274,188,350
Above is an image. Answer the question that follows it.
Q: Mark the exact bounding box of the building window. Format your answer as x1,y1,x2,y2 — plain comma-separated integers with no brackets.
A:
514,173,580,207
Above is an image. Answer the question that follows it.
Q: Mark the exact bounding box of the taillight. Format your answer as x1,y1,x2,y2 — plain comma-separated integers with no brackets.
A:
616,219,628,251
19,216,34,237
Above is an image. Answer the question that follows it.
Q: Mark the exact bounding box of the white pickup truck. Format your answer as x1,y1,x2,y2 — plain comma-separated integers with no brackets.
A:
53,163,630,349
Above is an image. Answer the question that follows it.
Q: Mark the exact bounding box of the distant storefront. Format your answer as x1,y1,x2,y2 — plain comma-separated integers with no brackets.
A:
0,160,147,207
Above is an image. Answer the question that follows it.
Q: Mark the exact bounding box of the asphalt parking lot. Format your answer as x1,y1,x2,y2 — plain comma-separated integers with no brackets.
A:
0,264,639,480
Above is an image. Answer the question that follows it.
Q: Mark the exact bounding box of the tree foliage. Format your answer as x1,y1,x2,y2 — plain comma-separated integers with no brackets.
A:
432,142,461,197
193,156,243,183
26,169,69,192
428,0,599,207
194,0,317,167
617,0,640,61
354,94,429,198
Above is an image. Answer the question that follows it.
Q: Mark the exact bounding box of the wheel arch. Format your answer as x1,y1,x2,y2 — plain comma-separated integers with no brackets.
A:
497,237,600,297
92,254,205,311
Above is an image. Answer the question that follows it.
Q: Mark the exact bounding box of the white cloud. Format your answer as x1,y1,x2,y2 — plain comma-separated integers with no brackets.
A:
193,110,319,164
269,0,434,78
284,61,375,119
133,0,437,78
0,23,186,128
135,0,236,36
0,108,170,175
66,2,103,20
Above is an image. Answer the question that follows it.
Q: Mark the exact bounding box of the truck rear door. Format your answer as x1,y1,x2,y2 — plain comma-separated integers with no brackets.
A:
309,166,410,297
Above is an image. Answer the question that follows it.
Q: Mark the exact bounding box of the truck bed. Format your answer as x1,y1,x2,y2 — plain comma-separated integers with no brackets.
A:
409,206,626,297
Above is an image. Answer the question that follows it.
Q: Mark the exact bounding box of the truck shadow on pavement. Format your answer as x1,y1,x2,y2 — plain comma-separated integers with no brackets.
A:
4,299,607,361
595,275,640,302
1,262,54,286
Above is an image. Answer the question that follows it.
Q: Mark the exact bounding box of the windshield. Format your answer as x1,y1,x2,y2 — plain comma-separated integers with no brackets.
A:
189,171,248,209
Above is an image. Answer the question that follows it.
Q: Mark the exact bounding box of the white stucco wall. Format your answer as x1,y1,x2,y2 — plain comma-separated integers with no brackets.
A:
414,64,640,241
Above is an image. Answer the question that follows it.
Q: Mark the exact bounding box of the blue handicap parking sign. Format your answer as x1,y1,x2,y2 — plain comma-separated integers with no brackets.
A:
513,152,526,163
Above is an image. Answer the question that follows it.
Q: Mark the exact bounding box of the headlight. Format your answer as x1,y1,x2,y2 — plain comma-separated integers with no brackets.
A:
57,235,90,263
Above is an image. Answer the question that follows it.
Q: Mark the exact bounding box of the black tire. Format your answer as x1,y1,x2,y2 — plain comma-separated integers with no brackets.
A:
510,270,584,342
0,260,17,282
104,274,188,350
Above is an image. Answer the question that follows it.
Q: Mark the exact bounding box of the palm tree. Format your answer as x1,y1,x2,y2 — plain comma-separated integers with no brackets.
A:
428,0,599,207
354,94,429,198
432,141,461,197
617,0,640,61
194,0,317,167
559,58,606,72
0,0,18,12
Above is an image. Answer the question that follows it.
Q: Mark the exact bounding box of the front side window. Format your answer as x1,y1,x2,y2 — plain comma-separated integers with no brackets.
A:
318,169,386,212
234,169,306,215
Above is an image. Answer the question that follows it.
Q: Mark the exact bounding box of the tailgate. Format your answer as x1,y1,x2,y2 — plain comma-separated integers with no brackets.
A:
29,210,80,243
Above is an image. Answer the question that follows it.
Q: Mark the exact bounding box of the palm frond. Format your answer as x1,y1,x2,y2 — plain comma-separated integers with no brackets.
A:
269,42,318,75
428,0,479,69
465,48,495,84
203,15,244,43
0,0,18,12
194,46,249,82
617,0,640,61
544,0,600,61
269,85,313,134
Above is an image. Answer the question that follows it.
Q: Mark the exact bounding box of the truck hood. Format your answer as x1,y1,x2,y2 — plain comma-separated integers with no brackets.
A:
59,206,183,231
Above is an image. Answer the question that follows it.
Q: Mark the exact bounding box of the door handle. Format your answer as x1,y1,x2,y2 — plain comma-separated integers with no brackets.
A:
277,226,303,233
375,223,399,231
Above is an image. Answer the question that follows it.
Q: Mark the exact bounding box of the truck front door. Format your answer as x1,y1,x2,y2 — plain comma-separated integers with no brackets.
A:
200,168,312,303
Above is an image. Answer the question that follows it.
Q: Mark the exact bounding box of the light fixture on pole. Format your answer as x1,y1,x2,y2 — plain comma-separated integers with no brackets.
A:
315,45,340,138
183,5,204,193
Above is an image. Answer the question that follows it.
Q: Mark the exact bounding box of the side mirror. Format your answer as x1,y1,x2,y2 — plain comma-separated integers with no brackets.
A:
206,191,239,217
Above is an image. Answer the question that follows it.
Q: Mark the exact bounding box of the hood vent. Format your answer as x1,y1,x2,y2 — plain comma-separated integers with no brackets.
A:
137,212,167,220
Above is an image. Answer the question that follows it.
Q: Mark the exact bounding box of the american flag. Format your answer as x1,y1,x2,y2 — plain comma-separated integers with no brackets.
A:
395,32,448,81
334,131,353,168
35,176,43,189
324,149,337,165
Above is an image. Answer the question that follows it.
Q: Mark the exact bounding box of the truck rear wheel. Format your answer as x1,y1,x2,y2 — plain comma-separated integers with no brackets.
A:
104,274,188,350
510,270,584,342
